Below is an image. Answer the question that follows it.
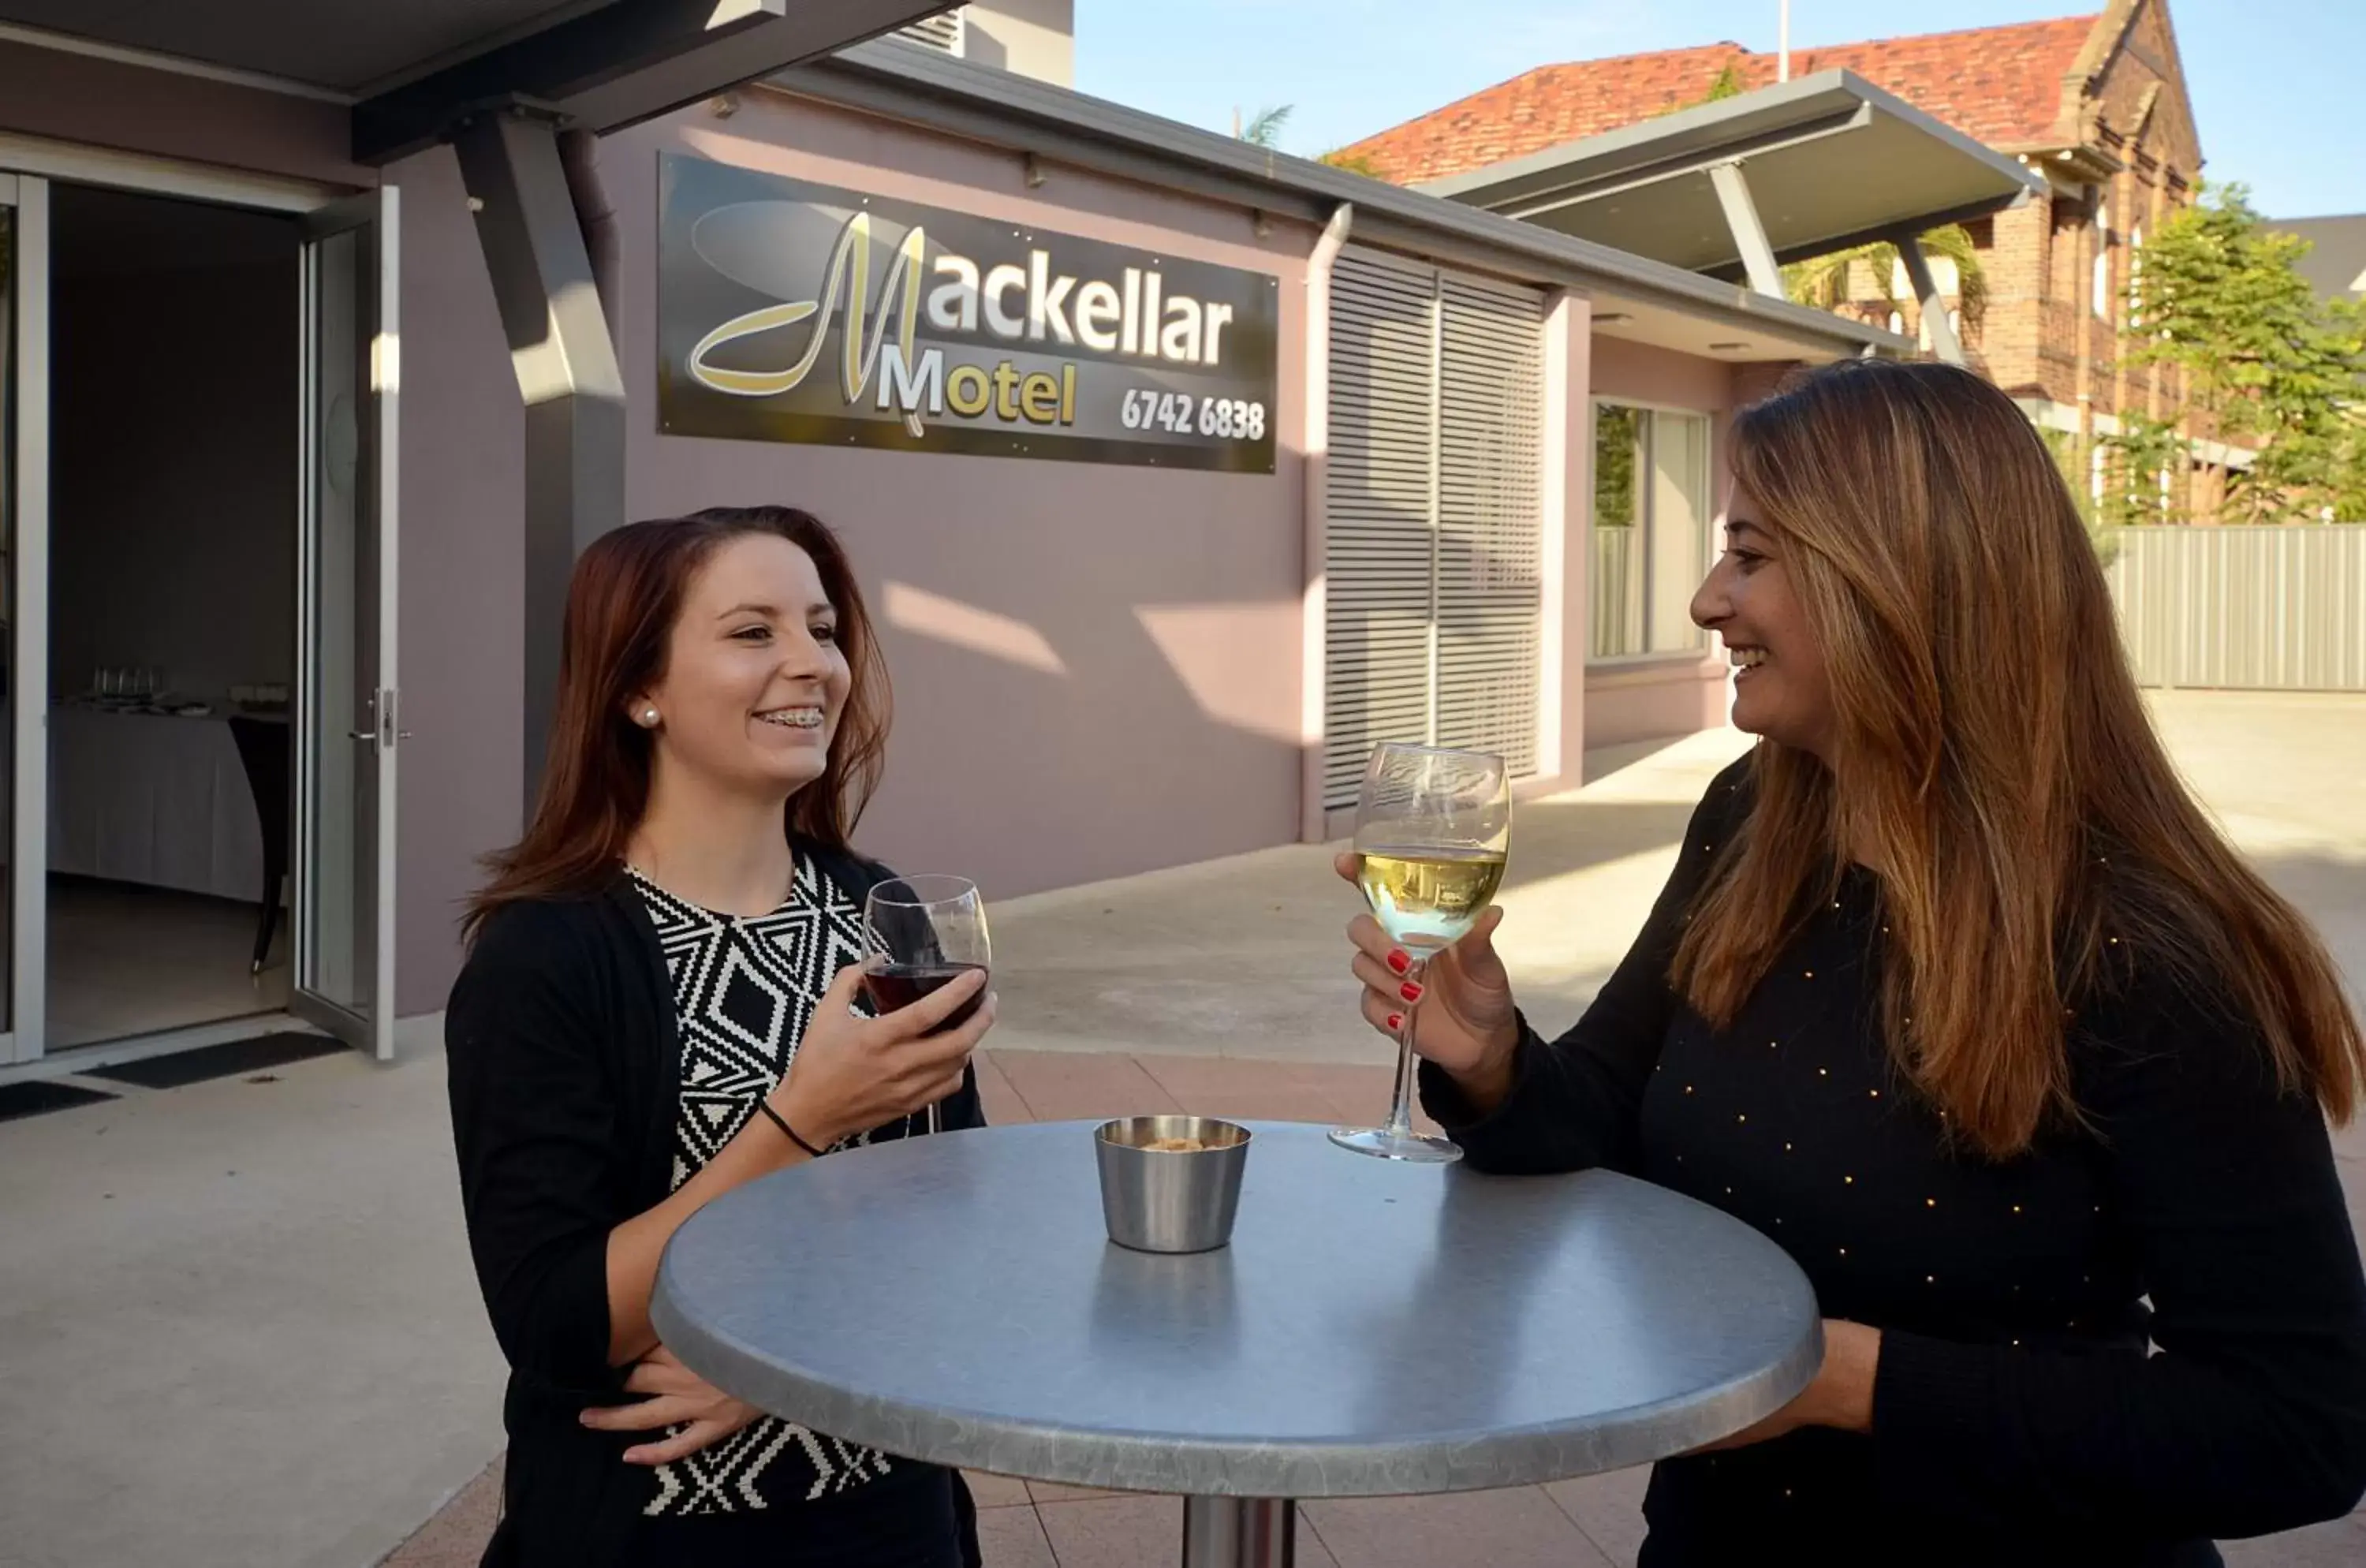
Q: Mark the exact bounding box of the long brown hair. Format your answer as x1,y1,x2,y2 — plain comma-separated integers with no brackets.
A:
464,506,890,941
1674,360,2363,1155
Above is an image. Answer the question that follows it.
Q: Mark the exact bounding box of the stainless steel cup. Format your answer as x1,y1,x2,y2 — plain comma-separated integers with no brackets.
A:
1094,1115,1252,1254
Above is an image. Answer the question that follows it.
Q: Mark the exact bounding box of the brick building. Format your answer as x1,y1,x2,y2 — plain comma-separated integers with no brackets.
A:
1341,0,2242,518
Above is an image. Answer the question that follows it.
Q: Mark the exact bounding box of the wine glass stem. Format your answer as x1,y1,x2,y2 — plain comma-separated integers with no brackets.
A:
1384,958,1426,1142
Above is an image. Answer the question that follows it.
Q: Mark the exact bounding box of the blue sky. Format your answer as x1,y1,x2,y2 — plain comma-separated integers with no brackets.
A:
1073,2,2362,219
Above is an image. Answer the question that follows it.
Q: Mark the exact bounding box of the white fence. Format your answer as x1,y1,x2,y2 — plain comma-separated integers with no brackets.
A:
2107,525,2366,691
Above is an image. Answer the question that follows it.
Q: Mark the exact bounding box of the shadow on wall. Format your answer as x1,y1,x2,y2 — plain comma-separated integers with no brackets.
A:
854,540,1302,902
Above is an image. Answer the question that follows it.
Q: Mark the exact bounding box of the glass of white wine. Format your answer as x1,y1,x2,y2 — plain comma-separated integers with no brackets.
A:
1330,741,1511,1163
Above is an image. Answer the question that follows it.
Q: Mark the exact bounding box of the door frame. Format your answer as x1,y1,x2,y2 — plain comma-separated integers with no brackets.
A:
6,170,49,1067
292,188,401,1062
0,143,383,1067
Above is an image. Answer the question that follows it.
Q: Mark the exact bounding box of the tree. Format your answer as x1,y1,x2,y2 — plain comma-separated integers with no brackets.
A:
1655,61,1748,117
2095,413,2189,528
2316,297,2366,521
2039,426,2123,562
1235,104,1292,148
2109,184,2366,524
1319,147,1386,177
1783,224,1989,338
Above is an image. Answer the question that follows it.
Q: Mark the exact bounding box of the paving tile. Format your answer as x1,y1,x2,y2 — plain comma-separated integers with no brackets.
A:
1031,1495,1338,1566
2219,1509,2366,1568
1125,1055,1368,1125
1128,1053,1307,1098
1170,1080,1349,1126
965,1470,1032,1508
1542,1466,1651,1568
383,1456,502,1565
1024,1479,1124,1503
975,1503,1058,1567
972,1052,1034,1126
1296,1513,1343,1567
1032,1494,1182,1568
1288,1062,1450,1137
1304,1486,1612,1568
987,1051,1182,1123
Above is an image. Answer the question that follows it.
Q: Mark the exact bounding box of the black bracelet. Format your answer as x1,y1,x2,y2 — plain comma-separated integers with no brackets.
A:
755,1097,825,1158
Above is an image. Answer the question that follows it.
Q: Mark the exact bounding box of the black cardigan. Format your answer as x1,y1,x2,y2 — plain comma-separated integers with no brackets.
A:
445,843,983,1568
1423,761,2366,1567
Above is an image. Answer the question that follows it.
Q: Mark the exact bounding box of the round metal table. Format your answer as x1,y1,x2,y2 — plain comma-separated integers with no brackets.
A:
652,1121,1821,1566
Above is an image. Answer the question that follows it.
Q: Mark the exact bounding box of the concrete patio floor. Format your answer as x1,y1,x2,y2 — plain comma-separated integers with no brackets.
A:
5,693,2364,1567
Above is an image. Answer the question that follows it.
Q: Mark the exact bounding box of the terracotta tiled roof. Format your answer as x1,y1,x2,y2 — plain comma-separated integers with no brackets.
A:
1340,15,2100,186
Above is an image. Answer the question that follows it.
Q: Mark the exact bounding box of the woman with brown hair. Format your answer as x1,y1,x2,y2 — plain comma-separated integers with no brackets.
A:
1344,360,2366,1565
446,506,993,1567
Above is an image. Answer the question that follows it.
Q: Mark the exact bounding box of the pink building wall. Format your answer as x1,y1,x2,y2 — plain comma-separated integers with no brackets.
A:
390,147,532,1015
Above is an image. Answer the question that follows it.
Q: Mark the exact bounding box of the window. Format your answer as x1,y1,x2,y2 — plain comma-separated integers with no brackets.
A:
1591,402,1711,659
2092,198,2112,318
1323,248,1547,808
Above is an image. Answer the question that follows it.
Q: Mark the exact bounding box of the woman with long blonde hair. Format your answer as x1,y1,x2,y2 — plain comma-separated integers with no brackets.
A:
1343,360,2366,1565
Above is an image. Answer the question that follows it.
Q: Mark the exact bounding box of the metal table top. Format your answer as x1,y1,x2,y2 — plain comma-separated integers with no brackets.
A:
652,1120,1822,1499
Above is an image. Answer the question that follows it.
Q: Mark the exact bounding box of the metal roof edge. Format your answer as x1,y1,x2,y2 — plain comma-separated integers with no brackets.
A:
1415,68,2042,208
759,39,1908,357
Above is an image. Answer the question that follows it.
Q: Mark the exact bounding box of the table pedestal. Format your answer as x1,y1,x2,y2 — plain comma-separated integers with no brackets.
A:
1182,1496,1295,1567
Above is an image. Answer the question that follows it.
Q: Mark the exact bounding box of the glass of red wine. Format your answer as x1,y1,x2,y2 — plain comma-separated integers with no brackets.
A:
860,875,991,1137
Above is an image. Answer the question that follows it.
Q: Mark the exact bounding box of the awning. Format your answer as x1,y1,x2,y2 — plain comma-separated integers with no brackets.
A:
0,1,958,162
1419,68,2043,285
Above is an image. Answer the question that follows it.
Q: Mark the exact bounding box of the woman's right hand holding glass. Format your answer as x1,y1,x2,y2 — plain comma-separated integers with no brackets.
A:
1337,853,1522,1108
769,964,991,1149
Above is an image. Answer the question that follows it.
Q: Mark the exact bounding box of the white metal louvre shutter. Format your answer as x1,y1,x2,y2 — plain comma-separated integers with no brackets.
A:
1434,271,1545,776
1323,248,1439,811
898,9,966,53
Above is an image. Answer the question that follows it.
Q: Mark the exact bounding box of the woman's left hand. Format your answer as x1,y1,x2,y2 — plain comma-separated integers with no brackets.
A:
580,1344,763,1465
1692,1320,1882,1452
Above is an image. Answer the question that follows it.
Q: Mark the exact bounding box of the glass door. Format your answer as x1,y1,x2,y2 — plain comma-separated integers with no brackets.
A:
293,189,398,1060
3,173,47,1066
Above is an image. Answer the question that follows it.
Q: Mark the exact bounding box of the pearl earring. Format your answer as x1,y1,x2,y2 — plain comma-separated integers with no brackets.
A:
640,707,659,727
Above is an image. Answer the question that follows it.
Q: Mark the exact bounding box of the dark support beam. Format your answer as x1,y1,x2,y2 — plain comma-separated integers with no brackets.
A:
454,111,629,814
356,0,957,163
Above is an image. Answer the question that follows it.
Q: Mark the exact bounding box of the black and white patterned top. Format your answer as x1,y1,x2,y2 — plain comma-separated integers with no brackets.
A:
629,858,915,1517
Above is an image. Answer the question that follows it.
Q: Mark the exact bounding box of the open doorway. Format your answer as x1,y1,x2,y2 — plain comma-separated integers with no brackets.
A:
43,185,302,1050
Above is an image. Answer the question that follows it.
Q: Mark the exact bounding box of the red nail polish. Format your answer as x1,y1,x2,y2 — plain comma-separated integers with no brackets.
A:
1386,1013,1404,1031
1386,950,1411,975
1400,981,1424,1003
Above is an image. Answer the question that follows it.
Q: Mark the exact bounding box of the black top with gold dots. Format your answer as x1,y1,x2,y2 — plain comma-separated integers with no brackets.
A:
1422,759,2366,1568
